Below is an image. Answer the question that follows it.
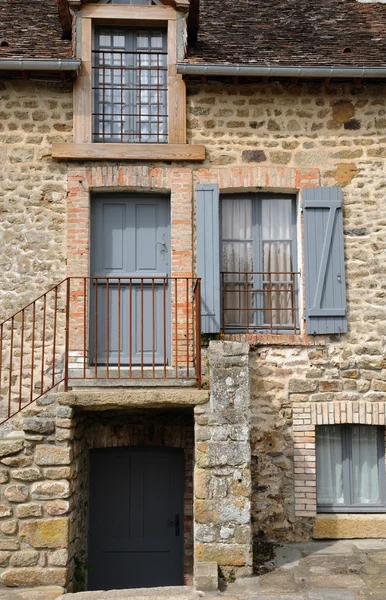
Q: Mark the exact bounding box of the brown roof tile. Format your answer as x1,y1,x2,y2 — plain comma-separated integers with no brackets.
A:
186,0,386,67
0,0,72,60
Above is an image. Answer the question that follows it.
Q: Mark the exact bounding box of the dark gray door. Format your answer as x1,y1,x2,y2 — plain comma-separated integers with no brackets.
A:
88,447,184,590
90,195,170,365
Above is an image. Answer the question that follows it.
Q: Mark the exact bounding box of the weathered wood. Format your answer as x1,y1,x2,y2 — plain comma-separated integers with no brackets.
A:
73,18,92,143
52,143,205,161
81,4,176,20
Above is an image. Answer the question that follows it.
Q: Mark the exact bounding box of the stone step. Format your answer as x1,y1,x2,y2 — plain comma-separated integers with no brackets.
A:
58,586,201,600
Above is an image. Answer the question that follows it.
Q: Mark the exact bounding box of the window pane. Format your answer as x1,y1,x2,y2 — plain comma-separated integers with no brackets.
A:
261,198,294,327
316,425,344,505
352,426,380,505
93,27,167,143
221,198,254,328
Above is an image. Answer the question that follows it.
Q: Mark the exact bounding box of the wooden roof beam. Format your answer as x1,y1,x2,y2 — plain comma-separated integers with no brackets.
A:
57,0,73,39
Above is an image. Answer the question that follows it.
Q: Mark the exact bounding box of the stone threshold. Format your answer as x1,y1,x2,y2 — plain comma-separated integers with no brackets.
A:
57,388,209,410
58,586,200,600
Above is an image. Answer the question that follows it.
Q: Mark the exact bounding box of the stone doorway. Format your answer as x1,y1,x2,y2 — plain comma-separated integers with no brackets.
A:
70,408,194,592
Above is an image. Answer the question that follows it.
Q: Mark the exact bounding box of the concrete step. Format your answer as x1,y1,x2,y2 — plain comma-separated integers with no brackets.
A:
58,586,202,600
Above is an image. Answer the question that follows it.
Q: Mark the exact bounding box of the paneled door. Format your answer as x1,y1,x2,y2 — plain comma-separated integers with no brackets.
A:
90,195,170,365
88,447,184,590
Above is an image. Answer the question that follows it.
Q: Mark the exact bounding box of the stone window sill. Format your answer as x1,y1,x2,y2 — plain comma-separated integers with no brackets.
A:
52,143,206,161
313,513,386,539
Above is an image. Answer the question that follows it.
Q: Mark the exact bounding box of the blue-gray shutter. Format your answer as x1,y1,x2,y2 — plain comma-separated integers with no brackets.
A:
196,184,221,333
303,186,347,335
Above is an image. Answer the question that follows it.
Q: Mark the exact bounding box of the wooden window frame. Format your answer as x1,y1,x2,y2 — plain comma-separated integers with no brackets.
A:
316,425,386,514
52,4,205,161
219,192,299,335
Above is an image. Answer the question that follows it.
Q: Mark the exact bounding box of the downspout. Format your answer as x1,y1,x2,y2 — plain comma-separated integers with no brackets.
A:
177,63,386,79
0,59,81,72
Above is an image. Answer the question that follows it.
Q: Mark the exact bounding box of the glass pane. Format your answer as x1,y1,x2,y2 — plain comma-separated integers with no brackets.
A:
352,426,380,505
316,426,344,505
221,199,254,328
261,198,292,240
262,199,294,327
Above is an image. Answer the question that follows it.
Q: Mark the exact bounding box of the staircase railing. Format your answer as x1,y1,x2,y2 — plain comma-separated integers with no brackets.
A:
0,277,201,424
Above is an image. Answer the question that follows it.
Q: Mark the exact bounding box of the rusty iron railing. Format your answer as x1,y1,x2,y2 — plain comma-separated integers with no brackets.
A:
221,271,300,334
0,277,201,424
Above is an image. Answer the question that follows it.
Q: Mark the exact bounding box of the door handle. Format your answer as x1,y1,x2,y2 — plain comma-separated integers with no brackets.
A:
167,514,180,536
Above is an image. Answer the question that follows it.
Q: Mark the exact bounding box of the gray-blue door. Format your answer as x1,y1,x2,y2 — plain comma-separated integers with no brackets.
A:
90,195,170,365
88,447,184,590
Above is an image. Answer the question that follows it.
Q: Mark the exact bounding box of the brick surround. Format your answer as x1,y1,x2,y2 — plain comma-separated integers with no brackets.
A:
66,165,194,370
293,401,386,517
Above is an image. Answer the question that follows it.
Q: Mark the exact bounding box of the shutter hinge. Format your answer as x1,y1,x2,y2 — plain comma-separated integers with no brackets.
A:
300,204,304,213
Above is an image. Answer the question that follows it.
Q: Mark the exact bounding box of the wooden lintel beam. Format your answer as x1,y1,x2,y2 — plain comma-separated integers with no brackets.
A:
52,142,205,161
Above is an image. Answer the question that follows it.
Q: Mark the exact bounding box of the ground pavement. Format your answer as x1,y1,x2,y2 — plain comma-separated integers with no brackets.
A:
0,540,386,599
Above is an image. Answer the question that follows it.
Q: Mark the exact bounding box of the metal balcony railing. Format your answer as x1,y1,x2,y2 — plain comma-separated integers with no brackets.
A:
0,277,201,424
221,271,300,334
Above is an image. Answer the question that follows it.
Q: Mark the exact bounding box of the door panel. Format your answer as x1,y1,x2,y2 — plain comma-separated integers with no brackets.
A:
88,447,184,590
90,195,170,365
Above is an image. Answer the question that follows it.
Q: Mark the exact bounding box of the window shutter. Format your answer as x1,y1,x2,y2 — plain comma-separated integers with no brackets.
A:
196,184,221,333
303,186,347,335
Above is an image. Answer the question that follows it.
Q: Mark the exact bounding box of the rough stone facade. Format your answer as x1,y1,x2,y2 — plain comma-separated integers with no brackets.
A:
194,342,252,580
1,73,386,594
0,80,72,321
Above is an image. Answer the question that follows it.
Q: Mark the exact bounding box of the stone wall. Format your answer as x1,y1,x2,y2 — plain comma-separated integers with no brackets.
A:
194,341,252,580
0,79,72,321
0,394,73,596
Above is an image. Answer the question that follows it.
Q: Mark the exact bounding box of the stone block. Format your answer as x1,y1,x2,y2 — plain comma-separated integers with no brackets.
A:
0,504,12,518
10,551,39,567
23,418,55,435
48,549,68,567
45,500,70,516
0,539,19,550
0,551,11,567
0,440,23,458
1,567,67,587
12,467,42,481
2,586,65,599
4,484,29,503
195,543,248,566
194,561,218,592
289,379,318,393
2,455,33,468
31,480,70,500
194,469,210,499
0,468,9,483
16,503,43,518
19,518,69,548
313,514,386,539
35,446,71,466
1,520,17,535
43,467,72,480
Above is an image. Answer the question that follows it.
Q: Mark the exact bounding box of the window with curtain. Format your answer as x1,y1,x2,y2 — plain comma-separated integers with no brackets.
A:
220,193,298,333
316,425,386,512
93,27,168,143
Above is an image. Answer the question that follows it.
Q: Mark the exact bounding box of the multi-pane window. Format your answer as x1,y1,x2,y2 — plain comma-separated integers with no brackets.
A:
316,425,386,512
220,193,298,333
93,27,168,143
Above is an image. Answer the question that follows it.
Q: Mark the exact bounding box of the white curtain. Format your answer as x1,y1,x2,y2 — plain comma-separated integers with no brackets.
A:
262,199,293,326
316,425,344,505
352,426,380,504
221,198,253,327
221,197,294,328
